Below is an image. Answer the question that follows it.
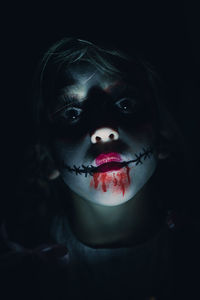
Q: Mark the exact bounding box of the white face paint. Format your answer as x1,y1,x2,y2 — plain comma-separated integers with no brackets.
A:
51,63,158,206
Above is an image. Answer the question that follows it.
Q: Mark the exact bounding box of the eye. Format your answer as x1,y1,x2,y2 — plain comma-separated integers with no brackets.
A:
61,107,83,124
115,98,137,114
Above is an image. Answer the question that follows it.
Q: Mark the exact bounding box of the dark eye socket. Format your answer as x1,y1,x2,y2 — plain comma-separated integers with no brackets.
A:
115,98,137,114
59,107,83,124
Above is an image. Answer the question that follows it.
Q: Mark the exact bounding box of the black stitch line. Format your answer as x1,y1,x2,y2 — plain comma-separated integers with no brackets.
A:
63,147,153,177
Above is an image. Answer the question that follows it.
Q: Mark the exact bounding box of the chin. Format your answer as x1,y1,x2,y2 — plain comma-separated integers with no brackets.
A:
75,182,138,207
89,188,136,206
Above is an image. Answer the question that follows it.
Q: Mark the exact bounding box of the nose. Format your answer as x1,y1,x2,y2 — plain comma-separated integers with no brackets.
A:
91,127,119,144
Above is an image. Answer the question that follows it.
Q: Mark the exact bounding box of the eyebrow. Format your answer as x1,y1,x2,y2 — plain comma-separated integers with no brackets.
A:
51,94,82,116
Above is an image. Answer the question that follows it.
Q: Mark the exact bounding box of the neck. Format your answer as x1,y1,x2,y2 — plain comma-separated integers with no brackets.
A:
66,178,163,248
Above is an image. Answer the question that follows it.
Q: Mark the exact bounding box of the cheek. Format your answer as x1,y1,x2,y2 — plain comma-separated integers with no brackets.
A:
130,122,156,143
139,122,155,135
53,138,83,158
52,141,75,165
90,166,131,196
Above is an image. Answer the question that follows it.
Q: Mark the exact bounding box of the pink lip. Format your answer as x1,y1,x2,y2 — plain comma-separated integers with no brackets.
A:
95,152,122,166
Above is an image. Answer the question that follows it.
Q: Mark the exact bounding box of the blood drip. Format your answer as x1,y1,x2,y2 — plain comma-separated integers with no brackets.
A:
101,173,107,192
90,166,131,196
113,173,118,186
93,173,100,188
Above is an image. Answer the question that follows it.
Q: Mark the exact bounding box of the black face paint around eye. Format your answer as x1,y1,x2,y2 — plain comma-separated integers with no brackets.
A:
49,96,154,142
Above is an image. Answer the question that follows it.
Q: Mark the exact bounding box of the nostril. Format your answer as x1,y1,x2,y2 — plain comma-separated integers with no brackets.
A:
91,127,119,144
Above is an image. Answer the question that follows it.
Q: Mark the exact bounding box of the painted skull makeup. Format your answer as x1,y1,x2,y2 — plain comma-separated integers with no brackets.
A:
50,63,158,206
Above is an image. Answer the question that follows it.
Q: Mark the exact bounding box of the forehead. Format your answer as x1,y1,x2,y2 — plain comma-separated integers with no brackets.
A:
63,62,122,102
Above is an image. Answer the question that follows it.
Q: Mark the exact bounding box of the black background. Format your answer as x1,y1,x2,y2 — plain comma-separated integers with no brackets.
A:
2,1,200,213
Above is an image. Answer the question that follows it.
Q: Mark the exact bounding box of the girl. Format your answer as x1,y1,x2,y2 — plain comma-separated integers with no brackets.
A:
1,38,198,300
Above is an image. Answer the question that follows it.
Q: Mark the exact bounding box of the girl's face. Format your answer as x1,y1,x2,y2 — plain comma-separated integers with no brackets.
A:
50,62,158,206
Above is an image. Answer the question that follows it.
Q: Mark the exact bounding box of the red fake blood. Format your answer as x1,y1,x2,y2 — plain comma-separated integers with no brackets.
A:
113,173,118,186
101,173,107,192
118,172,125,196
90,173,100,189
90,166,131,196
126,166,131,184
